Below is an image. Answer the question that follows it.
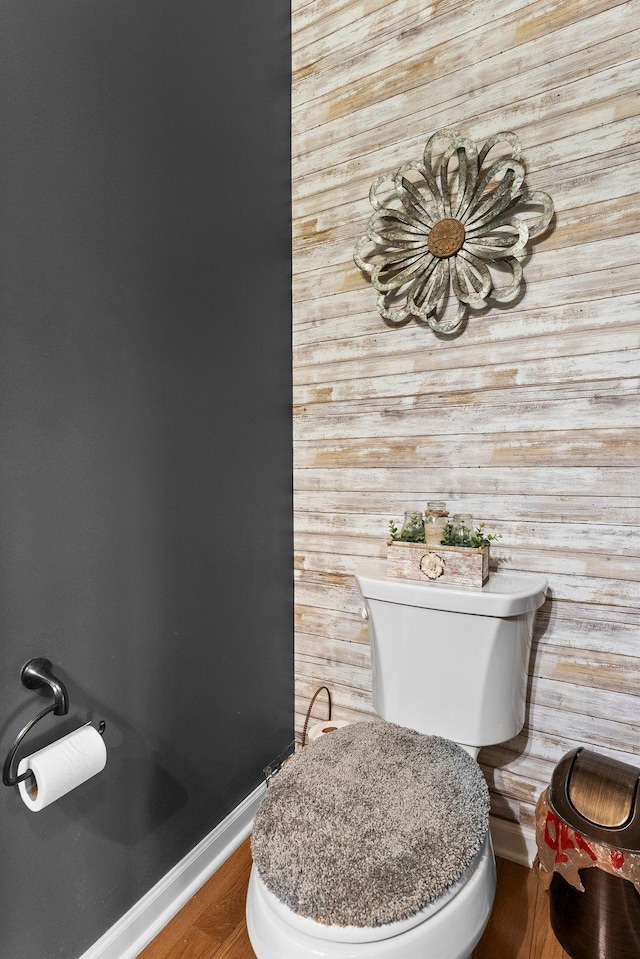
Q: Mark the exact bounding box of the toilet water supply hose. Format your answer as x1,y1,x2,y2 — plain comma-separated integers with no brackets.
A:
301,686,332,747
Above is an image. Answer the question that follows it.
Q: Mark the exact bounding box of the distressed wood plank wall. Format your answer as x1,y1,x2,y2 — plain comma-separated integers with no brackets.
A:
292,0,640,839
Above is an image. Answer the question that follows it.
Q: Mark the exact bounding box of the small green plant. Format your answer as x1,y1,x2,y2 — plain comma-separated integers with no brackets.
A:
440,522,501,548
389,514,425,543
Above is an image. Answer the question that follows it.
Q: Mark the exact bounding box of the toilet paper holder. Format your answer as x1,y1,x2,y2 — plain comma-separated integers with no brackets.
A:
2,658,106,788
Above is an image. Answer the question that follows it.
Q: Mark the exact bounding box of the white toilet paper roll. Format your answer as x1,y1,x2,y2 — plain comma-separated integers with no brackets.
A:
308,719,351,742
17,723,107,812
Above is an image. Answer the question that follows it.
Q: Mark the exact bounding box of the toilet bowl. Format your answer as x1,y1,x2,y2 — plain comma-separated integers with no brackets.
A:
247,564,547,959
247,834,496,959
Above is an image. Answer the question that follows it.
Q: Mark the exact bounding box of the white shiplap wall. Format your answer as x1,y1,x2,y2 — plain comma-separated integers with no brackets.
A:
292,0,640,836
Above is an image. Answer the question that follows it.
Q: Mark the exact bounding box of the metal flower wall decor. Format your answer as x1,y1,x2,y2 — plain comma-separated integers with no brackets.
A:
354,129,554,335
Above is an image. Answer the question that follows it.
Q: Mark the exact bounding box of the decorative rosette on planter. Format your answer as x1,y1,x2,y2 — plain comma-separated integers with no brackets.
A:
354,129,554,335
419,552,446,581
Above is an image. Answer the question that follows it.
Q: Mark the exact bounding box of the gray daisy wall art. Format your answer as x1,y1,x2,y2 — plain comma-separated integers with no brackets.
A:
354,129,554,335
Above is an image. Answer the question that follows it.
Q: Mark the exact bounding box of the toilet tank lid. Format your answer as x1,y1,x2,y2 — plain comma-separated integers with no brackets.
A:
356,562,547,616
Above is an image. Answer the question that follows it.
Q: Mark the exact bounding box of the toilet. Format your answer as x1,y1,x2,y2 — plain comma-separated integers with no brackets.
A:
247,560,547,959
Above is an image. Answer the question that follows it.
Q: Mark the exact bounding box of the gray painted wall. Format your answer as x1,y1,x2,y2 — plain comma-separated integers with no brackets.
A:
0,3,292,957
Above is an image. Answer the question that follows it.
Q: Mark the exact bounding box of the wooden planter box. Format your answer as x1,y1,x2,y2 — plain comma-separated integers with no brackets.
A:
386,540,490,587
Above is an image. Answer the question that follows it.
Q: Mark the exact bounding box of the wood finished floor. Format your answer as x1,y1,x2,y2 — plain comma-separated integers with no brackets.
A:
139,837,571,959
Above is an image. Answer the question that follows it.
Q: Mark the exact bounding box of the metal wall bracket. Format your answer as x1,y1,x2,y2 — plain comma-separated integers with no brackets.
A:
2,658,71,788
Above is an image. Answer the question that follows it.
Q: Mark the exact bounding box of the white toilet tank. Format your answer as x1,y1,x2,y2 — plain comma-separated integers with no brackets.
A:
356,561,547,748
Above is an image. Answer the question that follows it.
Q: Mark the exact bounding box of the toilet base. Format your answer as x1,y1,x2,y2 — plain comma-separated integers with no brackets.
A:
246,835,496,959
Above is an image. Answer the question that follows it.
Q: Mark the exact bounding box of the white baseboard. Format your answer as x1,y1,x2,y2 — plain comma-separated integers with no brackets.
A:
490,815,537,867
80,781,266,959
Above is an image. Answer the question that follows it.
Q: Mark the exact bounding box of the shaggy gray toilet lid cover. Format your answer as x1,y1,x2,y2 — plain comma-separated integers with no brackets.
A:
251,721,490,928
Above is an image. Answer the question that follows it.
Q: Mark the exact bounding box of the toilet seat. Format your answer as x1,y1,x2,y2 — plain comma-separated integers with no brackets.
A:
251,722,490,929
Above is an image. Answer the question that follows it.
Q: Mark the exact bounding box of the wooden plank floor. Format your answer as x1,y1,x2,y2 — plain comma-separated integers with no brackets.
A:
140,837,571,959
